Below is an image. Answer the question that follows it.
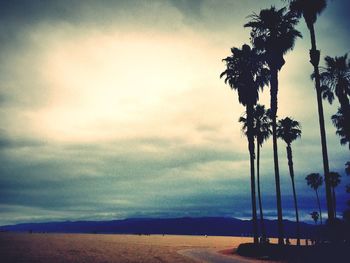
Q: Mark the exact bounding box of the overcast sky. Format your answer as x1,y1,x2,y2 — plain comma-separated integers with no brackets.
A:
0,0,349,226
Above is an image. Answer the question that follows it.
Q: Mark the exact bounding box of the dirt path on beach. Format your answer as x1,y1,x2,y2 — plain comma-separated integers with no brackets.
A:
178,248,269,263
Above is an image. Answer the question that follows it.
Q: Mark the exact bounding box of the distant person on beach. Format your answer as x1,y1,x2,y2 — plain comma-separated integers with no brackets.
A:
285,238,291,245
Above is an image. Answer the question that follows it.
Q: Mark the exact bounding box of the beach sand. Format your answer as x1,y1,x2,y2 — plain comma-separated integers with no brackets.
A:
0,233,259,262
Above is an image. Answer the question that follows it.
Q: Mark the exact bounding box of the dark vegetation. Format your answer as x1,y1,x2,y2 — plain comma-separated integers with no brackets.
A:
237,242,349,262
221,0,350,256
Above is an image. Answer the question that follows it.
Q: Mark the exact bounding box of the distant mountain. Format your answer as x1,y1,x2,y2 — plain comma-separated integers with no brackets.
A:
0,217,317,238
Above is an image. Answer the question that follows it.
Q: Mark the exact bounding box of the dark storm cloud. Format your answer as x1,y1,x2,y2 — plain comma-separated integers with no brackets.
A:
0,0,201,34
328,0,350,28
169,0,204,18
1,132,347,225
0,134,252,224
0,135,45,150
0,0,134,26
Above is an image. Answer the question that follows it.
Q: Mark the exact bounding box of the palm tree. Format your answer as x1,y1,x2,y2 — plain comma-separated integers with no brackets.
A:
277,117,302,245
328,172,341,218
306,173,323,224
221,44,269,244
239,104,271,241
286,0,335,222
310,211,319,225
245,6,301,244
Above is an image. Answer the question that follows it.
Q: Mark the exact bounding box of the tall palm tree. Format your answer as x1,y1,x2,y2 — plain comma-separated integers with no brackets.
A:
328,172,341,218
239,104,271,241
277,117,302,245
221,44,269,244
245,6,301,244
286,0,335,222
306,173,323,224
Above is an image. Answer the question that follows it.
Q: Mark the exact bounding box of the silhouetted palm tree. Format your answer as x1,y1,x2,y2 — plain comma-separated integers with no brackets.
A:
221,44,269,244
239,104,271,241
286,0,335,222
245,6,301,244
277,117,302,245
310,211,319,225
328,172,341,218
306,173,323,224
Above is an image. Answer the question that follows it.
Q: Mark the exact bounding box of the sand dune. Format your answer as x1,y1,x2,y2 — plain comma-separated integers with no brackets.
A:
0,233,258,262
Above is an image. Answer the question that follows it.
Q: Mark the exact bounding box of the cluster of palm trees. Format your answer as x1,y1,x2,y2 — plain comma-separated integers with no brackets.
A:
306,173,324,225
238,106,303,244
221,0,349,245
306,171,341,221
238,104,272,241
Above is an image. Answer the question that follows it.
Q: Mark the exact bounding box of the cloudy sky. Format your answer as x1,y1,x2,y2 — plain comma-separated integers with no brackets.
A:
0,0,349,226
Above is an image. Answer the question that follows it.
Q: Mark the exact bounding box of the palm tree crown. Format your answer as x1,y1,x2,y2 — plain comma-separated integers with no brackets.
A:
320,54,350,109
244,6,301,71
276,117,302,145
306,173,323,191
255,105,272,146
221,44,269,106
238,104,272,144
310,211,319,224
287,0,327,29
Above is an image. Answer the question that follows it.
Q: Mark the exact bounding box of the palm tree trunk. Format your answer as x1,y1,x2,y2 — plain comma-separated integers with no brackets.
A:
286,144,300,246
270,67,284,245
315,188,323,225
257,142,266,241
309,24,334,223
332,187,336,218
247,104,258,244
337,93,350,111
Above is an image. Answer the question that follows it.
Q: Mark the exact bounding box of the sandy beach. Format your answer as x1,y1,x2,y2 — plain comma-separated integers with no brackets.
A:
0,233,264,263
